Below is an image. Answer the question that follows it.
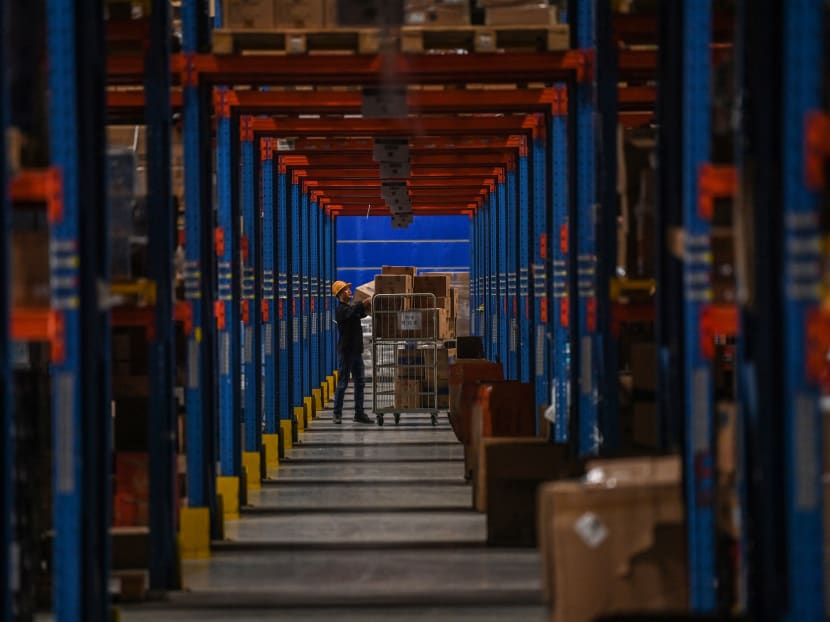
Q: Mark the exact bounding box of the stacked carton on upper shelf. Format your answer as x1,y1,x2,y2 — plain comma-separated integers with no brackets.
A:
477,0,558,26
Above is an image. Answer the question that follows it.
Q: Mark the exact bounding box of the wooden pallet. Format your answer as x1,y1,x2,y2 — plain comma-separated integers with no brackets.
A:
212,24,570,55
212,28,390,55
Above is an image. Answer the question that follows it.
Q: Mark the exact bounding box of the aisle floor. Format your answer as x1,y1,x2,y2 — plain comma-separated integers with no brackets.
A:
121,386,548,621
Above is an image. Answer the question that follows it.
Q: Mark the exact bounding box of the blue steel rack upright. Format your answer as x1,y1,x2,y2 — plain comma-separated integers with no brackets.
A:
181,0,219,537
310,196,320,403
146,0,178,590
517,136,531,389
779,1,825,618
276,159,293,444
290,177,303,430
549,85,571,443
572,0,601,457
214,91,242,503
47,0,112,618
260,138,278,459
241,116,261,480
301,190,311,415
505,159,517,378
530,122,549,419
680,0,716,610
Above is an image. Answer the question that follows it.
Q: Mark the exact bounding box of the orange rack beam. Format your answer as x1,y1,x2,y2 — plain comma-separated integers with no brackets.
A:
11,307,65,363
10,168,63,222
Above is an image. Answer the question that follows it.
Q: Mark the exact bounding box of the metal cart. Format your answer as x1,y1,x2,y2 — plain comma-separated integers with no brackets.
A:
372,293,443,427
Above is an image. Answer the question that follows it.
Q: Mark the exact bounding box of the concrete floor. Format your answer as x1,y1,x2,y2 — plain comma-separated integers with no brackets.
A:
119,386,547,621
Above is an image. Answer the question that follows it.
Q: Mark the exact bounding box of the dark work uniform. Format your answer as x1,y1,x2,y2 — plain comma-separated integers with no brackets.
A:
333,299,368,418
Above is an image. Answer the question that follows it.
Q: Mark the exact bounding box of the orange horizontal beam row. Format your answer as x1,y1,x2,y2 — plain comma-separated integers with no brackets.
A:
109,84,657,112
108,50,590,86
276,136,525,153
249,115,540,137
278,152,514,168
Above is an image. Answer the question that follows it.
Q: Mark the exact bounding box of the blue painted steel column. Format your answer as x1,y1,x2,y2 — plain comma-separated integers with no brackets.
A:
48,0,111,618
531,127,548,412
506,165,519,379
310,200,320,392
550,86,571,443
181,0,216,513
497,180,507,367
574,0,599,456
327,213,335,371
261,140,277,434
240,120,259,453
276,162,291,423
215,97,240,478
472,209,478,340
781,1,825,618
487,192,496,360
290,180,302,411
145,0,177,589
519,139,533,387
301,192,311,402
680,0,715,610
0,4,10,613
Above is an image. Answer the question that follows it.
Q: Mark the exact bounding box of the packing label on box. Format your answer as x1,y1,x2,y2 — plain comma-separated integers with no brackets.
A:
399,311,422,331
573,511,609,548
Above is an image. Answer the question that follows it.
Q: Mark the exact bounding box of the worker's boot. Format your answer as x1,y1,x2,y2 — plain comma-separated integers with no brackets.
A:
353,413,372,424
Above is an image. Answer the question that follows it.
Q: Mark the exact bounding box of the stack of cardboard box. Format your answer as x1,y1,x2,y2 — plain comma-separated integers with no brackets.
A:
223,0,338,29
478,0,558,26
372,267,459,341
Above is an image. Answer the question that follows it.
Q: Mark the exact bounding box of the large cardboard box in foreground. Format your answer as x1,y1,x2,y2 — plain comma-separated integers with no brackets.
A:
537,455,687,621
484,439,581,546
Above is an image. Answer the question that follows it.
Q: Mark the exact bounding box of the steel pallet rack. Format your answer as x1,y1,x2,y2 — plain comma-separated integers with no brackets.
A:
25,0,677,618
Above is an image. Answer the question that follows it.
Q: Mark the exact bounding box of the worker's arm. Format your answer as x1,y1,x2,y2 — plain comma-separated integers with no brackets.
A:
336,301,368,323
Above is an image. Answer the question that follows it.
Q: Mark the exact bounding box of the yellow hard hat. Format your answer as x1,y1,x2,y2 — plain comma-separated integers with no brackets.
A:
331,280,351,297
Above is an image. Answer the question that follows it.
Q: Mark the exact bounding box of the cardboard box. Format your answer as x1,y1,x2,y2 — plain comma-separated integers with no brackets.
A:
484,438,580,546
405,0,470,25
396,348,425,378
717,401,737,477
395,378,421,410
413,274,451,300
631,400,658,448
485,4,557,25
225,0,274,28
11,230,50,308
324,0,337,25
274,0,325,27
353,280,375,304
469,382,538,510
630,341,657,394
448,359,504,442
381,265,417,278
374,274,412,295
114,452,149,527
539,455,687,621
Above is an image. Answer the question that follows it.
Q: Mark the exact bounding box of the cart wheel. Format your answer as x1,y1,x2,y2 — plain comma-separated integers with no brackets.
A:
394,413,401,425
431,413,438,426
376,414,384,427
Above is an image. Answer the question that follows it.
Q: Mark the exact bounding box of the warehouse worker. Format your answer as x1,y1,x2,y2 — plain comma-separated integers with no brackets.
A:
331,280,373,425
